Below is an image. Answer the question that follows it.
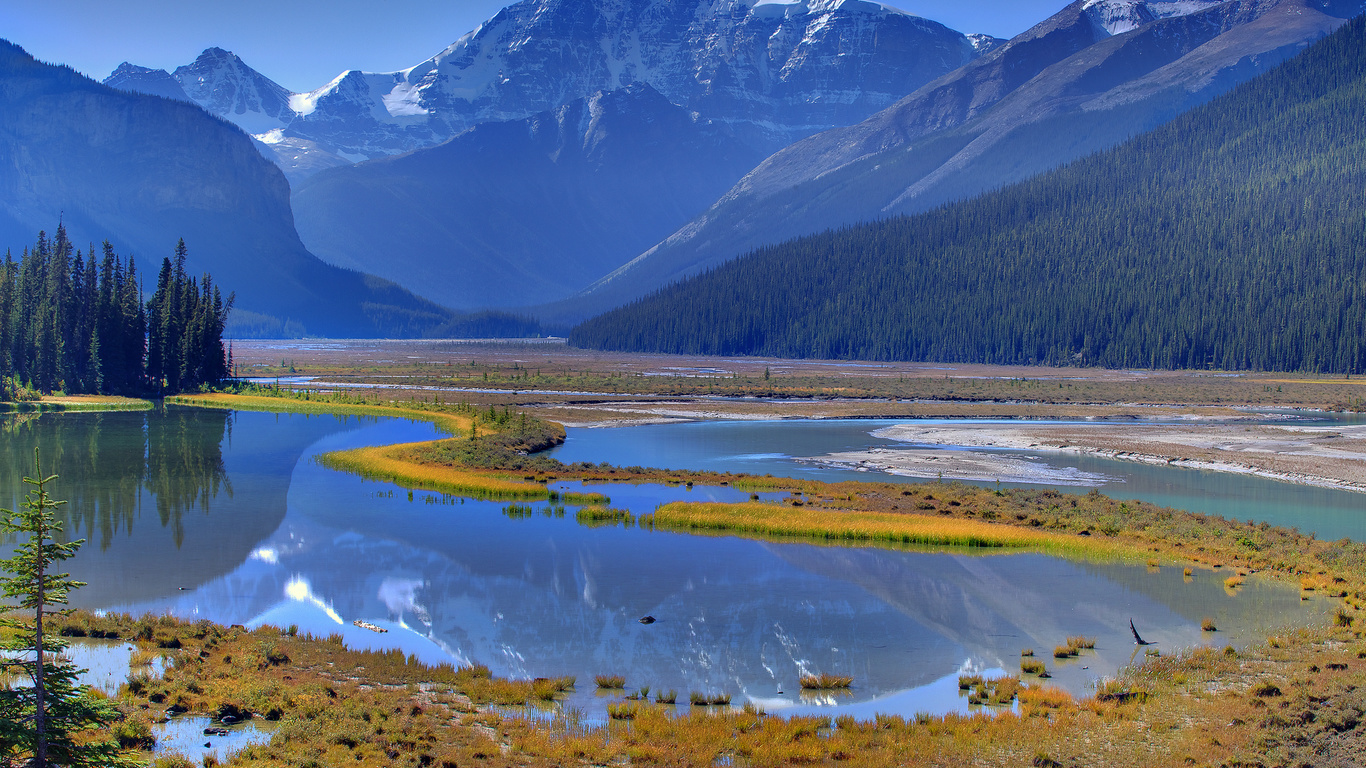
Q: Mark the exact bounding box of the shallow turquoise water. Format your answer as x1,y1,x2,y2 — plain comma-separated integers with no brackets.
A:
549,418,1366,540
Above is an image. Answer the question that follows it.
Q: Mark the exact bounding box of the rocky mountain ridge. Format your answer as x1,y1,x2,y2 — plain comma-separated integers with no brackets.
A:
104,0,1000,178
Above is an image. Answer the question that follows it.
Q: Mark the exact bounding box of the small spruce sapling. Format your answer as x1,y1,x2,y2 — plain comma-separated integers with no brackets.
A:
0,449,133,767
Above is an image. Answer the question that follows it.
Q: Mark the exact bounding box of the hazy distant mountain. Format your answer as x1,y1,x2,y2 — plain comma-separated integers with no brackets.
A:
565,0,1366,322
106,0,1000,180
0,40,462,338
291,83,767,310
103,62,190,102
571,13,1366,373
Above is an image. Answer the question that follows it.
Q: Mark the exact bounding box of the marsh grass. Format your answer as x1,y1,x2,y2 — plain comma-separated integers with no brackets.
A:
606,701,643,720
169,393,472,435
640,502,1111,555
1225,575,1245,589
1021,659,1046,675
321,442,566,501
799,673,853,690
1065,636,1096,650
577,507,635,527
1053,645,1079,659
964,677,1020,707
595,675,626,689
1,396,154,412
1202,617,1218,632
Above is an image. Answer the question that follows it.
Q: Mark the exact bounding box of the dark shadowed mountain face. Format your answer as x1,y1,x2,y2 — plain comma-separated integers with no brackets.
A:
291,83,768,310
105,0,1000,180
0,40,457,338
561,0,1366,324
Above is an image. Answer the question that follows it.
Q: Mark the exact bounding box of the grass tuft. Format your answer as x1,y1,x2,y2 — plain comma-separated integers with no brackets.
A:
799,673,853,690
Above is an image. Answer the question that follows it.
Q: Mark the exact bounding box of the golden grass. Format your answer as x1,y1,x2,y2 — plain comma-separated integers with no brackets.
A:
799,673,853,690
639,501,1119,555
0,395,153,412
321,442,549,500
167,392,472,435
595,675,626,689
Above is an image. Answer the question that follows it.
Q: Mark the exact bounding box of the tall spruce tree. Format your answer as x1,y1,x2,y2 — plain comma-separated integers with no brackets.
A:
0,229,229,397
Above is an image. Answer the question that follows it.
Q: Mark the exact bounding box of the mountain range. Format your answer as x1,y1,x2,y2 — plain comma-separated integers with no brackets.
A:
0,41,511,338
102,0,1005,313
571,13,1366,373
19,0,1366,341
106,0,999,179
567,0,1366,321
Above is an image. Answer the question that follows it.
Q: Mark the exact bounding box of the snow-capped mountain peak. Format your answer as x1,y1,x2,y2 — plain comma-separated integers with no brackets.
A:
110,0,1002,177
171,47,295,134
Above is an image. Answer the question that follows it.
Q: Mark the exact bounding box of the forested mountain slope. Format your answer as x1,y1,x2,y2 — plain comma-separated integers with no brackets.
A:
571,14,1366,373
565,0,1365,322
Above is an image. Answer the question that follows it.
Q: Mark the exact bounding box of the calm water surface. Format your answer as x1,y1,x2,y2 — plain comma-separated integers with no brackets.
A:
0,408,1333,720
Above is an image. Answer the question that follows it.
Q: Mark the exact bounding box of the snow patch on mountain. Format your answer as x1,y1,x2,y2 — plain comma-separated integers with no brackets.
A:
1082,0,1222,36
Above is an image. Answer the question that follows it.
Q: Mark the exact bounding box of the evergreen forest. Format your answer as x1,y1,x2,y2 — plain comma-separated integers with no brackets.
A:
571,15,1366,374
0,224,231,399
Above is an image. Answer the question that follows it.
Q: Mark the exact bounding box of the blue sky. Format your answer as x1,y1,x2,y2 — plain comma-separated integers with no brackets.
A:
2,0,1066,93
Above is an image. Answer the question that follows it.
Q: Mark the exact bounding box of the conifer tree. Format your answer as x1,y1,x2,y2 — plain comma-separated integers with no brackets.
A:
0,229,229,396
0,450,132,767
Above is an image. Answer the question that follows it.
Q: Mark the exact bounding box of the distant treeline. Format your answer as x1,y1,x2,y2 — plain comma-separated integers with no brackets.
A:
572,15,1366,374
0,224,231,398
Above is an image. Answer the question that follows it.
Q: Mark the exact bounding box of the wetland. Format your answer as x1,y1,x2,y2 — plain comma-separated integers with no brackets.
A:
0,405,1337,723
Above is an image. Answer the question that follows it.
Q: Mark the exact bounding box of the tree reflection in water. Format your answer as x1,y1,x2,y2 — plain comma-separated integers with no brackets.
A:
0,407,230,550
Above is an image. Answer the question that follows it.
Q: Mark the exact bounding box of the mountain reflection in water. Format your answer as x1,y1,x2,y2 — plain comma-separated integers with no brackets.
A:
0,409,1326,718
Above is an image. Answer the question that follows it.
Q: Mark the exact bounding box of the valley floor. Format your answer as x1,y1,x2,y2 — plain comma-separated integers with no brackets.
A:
228,339,1366,493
